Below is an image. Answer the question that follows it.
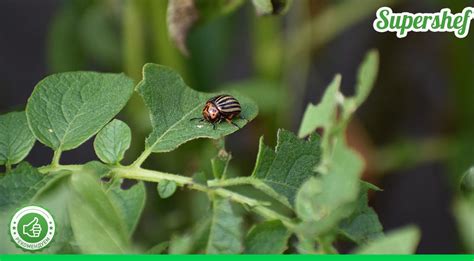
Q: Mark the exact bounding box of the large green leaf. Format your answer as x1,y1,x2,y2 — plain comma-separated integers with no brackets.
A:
68,171,130,253
353,226,420,254
206,198,243,254
0,111,36,166
244,220,290,254
26,72,134,151
169,217,211,254
251,129,320,206
339,182,383,244
137,64,258,153
94,119,132,164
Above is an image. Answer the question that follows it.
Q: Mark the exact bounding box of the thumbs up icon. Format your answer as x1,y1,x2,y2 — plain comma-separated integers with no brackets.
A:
23,217,42,238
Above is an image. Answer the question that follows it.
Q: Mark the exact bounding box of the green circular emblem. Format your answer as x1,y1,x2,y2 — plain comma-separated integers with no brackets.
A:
9,206,56,251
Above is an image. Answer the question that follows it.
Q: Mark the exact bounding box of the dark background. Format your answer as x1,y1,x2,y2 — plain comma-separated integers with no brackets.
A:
1,0,473,253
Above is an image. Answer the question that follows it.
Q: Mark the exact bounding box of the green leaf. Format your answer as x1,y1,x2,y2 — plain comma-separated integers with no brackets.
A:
454,197,474,253
94,119,132,164
244,220,290,254
353,50,379,107
157,180,178,199
251,129,320,206
353,226,421,254
80,161,146,236
106,181,146,236
251,0,291,15
137,64,258,153
211,149,231,179
206,197,243,254
339,181,383,244
298,75,341,138
295,139,363,237
26,71,134,151
0,111,36,166
0,163,57,211
68,171,130,253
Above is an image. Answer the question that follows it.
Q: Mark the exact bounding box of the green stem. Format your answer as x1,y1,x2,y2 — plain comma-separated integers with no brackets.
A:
131,148,152,168
5,162,12,172
207,177,255,187
51,149,62,167
114,166,296,229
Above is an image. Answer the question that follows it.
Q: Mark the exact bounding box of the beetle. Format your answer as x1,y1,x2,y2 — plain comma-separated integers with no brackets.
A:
190,94,243,130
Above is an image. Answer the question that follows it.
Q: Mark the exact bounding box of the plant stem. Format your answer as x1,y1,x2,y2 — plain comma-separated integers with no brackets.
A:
5,162,12,172
207,177,255,187
113,166,296,229
131,148,152,168
51,149,62,167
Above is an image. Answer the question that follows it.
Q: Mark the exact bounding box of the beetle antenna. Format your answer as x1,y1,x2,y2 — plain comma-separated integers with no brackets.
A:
190,117,203,121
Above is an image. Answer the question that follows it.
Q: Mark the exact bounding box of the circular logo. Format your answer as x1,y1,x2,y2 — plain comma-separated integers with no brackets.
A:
9,206,55,251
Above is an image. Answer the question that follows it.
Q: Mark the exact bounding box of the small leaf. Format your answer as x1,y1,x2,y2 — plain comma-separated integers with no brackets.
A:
353,226,421,254
68,171,130,253
0,163,58,211
26,71,134,151
157,180,178,199
0,111,36,166
94,119,132,164
251,129,320,206
244,220,290,254
206,197,243,254
353,50,379,107
137,64,257,153
251,0,291,15
298,75,341,138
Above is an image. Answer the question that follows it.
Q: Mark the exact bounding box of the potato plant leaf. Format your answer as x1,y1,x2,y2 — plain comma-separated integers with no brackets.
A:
94,119,132,164
251,129,320,206
298,75,341,138
68,171,130,253
0,111,36,166
106,181,146,236
353,226,420,254
157,180,178,199
339,182,383,244
206,197,243,254
26,72,134,151
295,139,363,237
81,161,146,236
244,220,290,254
137,64,257,153
0,163,60,211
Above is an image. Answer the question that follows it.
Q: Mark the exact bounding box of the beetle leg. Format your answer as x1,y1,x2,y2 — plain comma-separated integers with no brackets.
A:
190,117,204,122
226,118,240,129
212,123,216,130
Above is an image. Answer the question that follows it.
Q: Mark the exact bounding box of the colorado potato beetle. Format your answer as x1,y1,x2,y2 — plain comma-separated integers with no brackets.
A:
191,94,243,130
